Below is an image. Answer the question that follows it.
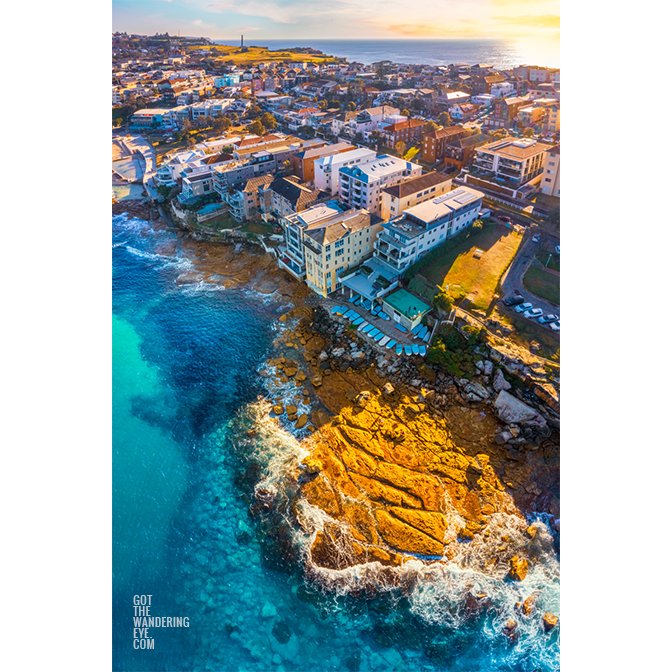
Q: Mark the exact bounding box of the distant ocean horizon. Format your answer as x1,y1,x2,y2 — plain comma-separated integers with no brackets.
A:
212,38,559,69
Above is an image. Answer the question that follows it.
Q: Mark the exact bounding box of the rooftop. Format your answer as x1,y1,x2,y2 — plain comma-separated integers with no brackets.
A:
304,210,376,246
382,171,452,199
478,138,552,160
382,288,431,320
340,154,419,184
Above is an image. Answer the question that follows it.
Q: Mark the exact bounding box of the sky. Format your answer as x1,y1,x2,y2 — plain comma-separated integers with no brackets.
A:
112,0,560,41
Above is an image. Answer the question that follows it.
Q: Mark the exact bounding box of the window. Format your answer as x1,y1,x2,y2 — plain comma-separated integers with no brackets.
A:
335,248,344,257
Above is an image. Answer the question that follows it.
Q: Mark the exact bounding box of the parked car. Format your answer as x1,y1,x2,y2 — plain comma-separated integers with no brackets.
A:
539,313,559,324
524,308,544,319
499,215,512,223
550,321,560,332
503,294,525,307
515,302,533,313
532,234,541,243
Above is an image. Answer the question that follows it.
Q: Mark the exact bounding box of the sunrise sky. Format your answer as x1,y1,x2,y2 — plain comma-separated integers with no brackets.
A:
112,0,560,41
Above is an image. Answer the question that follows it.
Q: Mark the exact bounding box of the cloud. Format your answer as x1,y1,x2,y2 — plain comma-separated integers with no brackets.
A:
386,23,477,37
207,2,294,23
494,14,560,28
192,18,218,30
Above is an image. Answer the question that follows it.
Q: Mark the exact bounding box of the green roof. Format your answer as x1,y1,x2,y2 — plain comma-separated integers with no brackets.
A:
382,288,431,320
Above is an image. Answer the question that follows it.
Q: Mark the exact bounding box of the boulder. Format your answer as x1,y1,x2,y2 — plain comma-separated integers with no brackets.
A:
284,367,298,377
286,405,297,415
521,592,539,616
465,381,490,399
494,391,547,429
279,314,288,322
542,612,559,632
526,525,537,540
332,347,345,357
295,413,308,429
295,371,307,383
508,555,529,581
311,375,323,387
302,457,322,474
383,382,395,395
493,368,512,392
272,404,284,416
484,360,494,376
355,391,372,408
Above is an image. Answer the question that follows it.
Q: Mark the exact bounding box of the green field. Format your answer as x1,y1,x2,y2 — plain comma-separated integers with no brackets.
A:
523,264,560,305
190,45,339,65
421,224,523,312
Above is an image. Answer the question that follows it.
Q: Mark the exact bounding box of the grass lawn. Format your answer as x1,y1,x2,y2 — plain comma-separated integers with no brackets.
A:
535,247,560,272
200,213,239,230
190,45,339,65
240,221,276,235
421,224,523,312
523,264,560,305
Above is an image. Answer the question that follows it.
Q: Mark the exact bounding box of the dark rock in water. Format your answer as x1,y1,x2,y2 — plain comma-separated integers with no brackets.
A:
272,620,291,644
344,649,362,672
236,531,251,545
502,619,518,642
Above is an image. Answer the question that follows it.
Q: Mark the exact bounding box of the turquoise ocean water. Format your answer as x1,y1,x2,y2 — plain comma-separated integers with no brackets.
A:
112,212,559,671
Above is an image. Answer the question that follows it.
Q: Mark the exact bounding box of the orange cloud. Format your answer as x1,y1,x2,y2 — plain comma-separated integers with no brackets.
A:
494,15,560,28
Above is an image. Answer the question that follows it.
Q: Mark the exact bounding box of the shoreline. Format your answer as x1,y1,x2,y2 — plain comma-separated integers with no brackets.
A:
113,199,559,573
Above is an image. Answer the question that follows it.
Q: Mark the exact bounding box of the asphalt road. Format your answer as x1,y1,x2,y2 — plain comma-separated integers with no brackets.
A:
499,232,560,323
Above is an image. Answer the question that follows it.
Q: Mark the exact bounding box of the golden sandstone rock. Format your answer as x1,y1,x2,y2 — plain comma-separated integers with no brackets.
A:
508,555,529,581
543,612,559,631
297,391,527,569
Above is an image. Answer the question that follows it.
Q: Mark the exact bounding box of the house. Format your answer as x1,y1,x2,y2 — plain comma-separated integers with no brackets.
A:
528,82,560,101
291,142,355,183
178,171,215,202
471,94,496,107
381,289,432,331
379,118,425,147
314,147,377,195
443,133,488,171
259,176,326,222
302,209,383,297
330,111,359,137
129,108,173,129
450,103,478,121
380,171,454,221
373,186,484,275
471,138,552,189
539,145,560,197
344,106,401,137
487,97,529,129
421,125,471,163
338,154,423,216
470,63,494,76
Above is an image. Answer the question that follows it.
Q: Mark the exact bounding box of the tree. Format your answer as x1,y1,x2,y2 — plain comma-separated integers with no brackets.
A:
212,114,232,133
227,112,239,123
401,108,411,118
433,288,454,316
369,130,382,147
249,105,262,117
394,141,406,157
523,126,535,138
260,112,277,130
327,100,341,109
424,120,439,133
318,99,328,110
248,119,264,135
298,125,316,138
347,101,356,111
438,111,451,127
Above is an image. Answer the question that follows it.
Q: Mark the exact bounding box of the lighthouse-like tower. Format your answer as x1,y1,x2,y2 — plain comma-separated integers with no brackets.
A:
241,34,243,48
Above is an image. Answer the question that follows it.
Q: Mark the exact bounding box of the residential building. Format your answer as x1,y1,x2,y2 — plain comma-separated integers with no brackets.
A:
516,105,547,129
470,63,494,76
471,74,507,94
379,118,425,147
450,103,478,121
442,133,488,171
302,209,383,297
222,174,274,222
539,145,560,197
290,142,355,183
471,94,496,107
490,81,516,98
344,106,401,137
259,176,325,222
314,147,377,195
373,186,484,275
421,125,471,163
544,104,560,134
129,108,173,129
380,171,453,221
178,171,215,202
436,91,471,109
488,97,529,129
338,154,423,216
277,201,350,280
471,138,551,189
528,82,560,101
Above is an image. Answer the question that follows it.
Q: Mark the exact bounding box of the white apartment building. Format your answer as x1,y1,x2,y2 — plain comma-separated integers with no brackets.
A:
539,145,560,197
338,155,422,216
314,147,377,196
490,82,516,98
472,138,551,188
374,187,484,274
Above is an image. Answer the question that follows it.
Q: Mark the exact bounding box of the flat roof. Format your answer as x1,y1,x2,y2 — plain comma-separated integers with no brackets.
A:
340,154,419,184
383,289,431,320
